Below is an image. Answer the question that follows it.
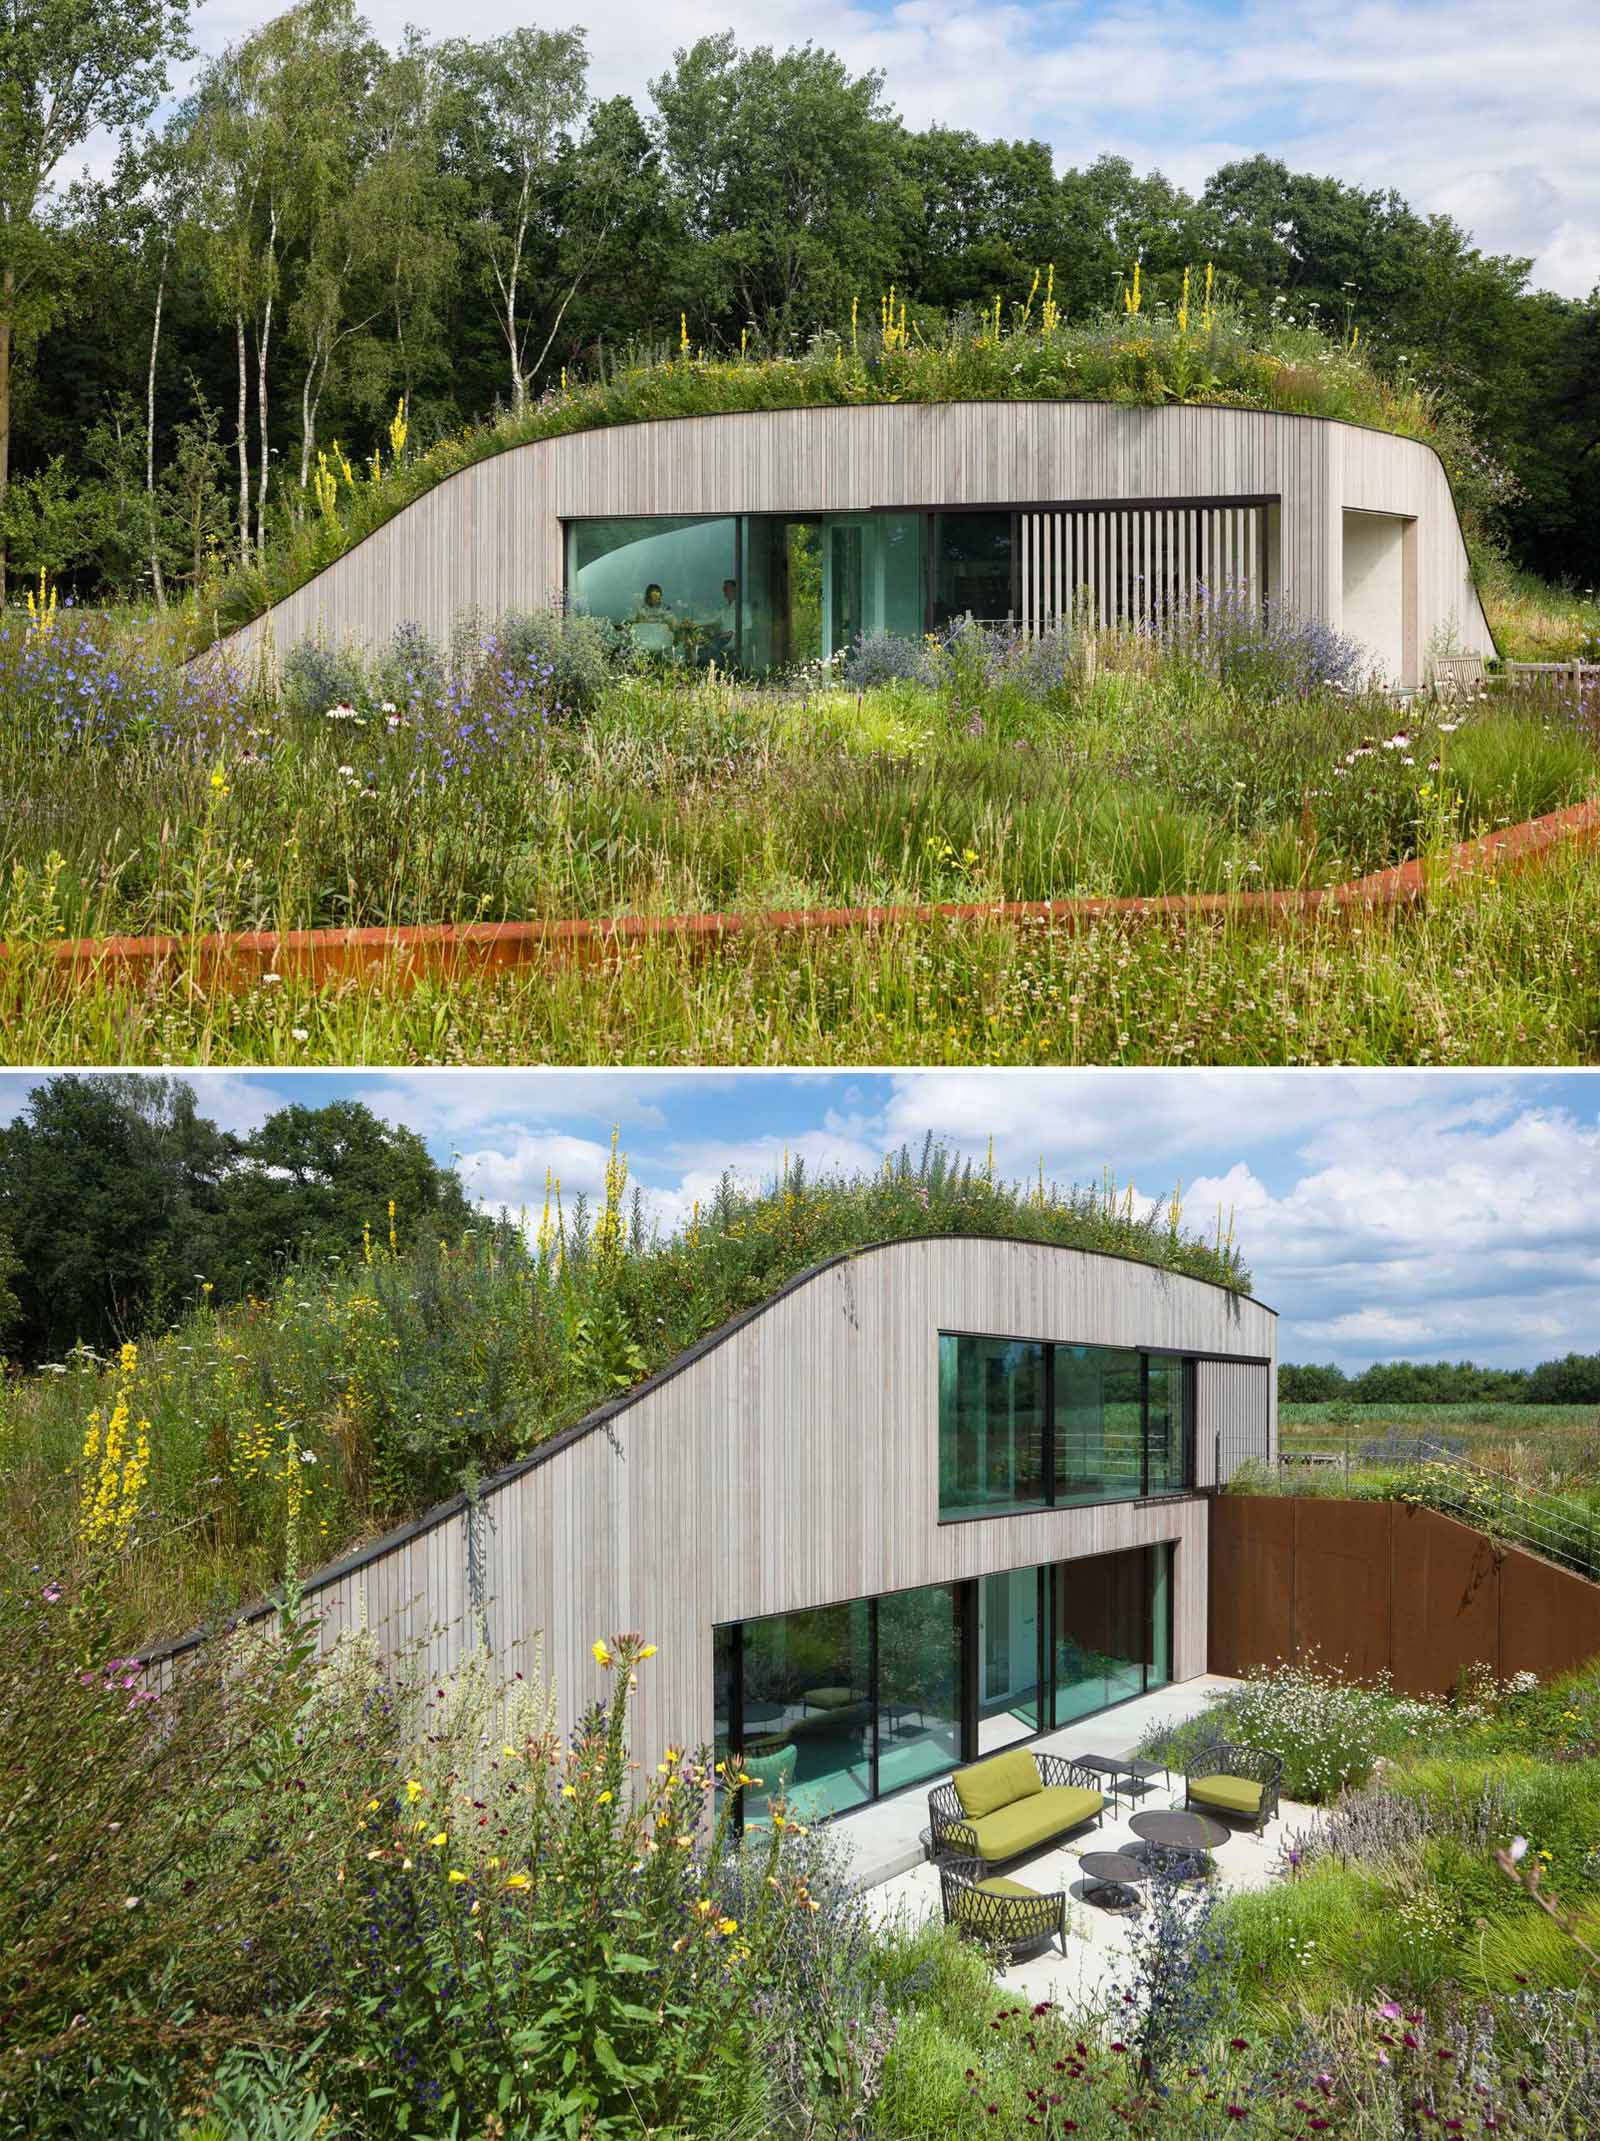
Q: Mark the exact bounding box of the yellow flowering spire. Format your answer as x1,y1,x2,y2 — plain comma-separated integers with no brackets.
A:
388,395,409,459
595,1128,627,1270
78,1343,151,1554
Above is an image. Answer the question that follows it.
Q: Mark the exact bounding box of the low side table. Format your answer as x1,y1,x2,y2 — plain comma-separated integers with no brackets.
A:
1078,1849,1147,1912
1128,1808,1228,1882
1077,1755,1131,1812
1123,1757,1167,1799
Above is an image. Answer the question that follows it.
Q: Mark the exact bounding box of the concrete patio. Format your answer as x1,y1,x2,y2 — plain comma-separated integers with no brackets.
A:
831,1674,1321,2006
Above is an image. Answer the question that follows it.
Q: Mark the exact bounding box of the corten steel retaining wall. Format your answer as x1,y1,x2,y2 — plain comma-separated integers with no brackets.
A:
1209,1495,1600,1695
10,797,1598,999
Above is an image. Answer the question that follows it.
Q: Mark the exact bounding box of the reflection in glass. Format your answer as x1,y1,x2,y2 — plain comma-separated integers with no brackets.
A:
740,1601,870,1821
1051,1547,1161,1725
932,511,1013,628
877,1582,962,1793
1149,1543,1172,1689
977,1566,1040,1750
567,516,739,667
1054,1344,1144,1502
939,1335,1048,1518
1145,1357,1188,1494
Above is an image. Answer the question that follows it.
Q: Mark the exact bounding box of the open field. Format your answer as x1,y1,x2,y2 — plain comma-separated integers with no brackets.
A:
1280,1400,1600,1458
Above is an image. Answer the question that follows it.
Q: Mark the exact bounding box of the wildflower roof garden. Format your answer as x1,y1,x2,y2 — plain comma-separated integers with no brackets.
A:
5,1144,1253,1650
209,292,1495,646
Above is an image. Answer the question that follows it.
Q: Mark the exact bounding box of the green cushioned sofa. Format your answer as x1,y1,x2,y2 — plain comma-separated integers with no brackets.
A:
927,1747,1105,1869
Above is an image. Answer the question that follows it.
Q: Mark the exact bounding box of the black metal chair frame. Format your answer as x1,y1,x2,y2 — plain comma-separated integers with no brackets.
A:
927,1753,1105,1868
1182,1736,1284,1836
938,1855,1067,1960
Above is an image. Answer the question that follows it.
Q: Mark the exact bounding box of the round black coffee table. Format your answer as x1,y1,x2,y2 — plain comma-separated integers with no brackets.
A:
1128,1808,1228,1879
1078,1849,1147,1911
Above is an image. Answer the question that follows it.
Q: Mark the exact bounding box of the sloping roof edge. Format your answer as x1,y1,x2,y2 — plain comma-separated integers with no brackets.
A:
141,1231,1273,1667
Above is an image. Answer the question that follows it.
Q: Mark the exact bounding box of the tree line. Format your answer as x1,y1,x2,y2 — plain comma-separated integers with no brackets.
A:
3,0,1597,605
1279,1357,1600,1407
0,1074,478,1365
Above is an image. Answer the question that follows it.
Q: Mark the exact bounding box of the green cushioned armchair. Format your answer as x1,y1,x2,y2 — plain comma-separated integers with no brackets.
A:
939,1855,1067,1960
927,1747,1105,1870
1183,1738,1283,1835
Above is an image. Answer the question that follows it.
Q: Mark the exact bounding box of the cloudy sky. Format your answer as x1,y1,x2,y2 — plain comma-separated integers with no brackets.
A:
176,0,1600,298
5,1069,1596,1370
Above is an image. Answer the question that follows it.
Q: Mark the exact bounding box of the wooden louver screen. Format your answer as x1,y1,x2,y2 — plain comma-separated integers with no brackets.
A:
1018,504,1269,636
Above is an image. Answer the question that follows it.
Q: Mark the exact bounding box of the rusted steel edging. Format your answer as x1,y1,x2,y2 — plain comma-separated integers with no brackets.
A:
7,797,1598,993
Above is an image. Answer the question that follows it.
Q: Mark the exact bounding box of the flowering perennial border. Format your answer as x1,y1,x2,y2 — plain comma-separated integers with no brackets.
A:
8,797,1597,995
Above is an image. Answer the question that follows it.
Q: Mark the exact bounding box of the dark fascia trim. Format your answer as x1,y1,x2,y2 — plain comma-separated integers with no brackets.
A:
217,399,1493,656
140,1234,1272,1670
557,493,1282,526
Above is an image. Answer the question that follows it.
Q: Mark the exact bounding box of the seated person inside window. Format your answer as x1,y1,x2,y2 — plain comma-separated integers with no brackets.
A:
631,582,677,654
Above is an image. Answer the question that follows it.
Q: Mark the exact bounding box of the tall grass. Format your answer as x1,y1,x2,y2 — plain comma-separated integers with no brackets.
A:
2,610,1593,942
5,830,1596,1067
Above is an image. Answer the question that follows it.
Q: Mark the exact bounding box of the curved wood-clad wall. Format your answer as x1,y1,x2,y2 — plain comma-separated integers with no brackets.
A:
155,1238,1276,1756
221,403,1494,680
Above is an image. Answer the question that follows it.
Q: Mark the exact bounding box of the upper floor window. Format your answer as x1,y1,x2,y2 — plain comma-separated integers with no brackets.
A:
938,1332,1191,1520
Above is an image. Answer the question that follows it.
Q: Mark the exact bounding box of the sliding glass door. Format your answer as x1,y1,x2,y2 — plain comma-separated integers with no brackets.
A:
716,1541,1175,1824
877,1581,962,1794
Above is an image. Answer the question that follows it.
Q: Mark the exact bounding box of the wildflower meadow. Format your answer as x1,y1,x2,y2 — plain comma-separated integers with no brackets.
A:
1,578,1595,1070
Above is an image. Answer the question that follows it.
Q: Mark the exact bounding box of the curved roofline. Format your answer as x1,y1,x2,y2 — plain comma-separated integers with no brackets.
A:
141,1231,1272,1668
214,397,1493,657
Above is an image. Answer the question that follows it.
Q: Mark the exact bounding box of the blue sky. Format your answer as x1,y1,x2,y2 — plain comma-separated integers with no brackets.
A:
182,0,1599,297
5,1069,1597,1371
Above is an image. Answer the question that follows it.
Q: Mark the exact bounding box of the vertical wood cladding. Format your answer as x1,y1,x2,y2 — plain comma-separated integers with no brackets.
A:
218,404,1494,676
156,1240,1274,1753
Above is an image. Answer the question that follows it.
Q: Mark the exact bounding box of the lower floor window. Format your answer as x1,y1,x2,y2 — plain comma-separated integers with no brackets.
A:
713,1541,1173,1824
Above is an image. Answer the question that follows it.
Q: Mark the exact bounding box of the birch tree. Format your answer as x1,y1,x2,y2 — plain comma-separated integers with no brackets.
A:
438,27,587,414
0,0,192,586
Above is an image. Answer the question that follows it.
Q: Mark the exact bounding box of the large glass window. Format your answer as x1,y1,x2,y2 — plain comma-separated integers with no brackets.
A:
1145,1357,1189,1495
877,1582,962,1794
1149,1542,1172,1689
938,1335,1047,1518
941,1334,1195,1518
567,516,739,666
1051,1545,1167,1727
1055,1345,1144,1503
739,1601,870,1822
568,511,931,677
716,1543,1174,1825
933,511,1013,628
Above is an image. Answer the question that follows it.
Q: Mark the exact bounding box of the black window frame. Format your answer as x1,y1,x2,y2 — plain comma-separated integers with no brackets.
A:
937,1327,1203,1524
